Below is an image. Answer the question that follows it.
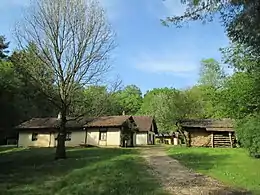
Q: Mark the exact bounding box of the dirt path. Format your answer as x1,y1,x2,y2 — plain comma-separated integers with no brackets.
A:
141,147,251,195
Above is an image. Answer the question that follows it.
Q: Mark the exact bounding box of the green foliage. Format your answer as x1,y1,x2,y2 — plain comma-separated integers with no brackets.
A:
115,85,143,115
199,58,226,87
0,61,20,129
138,88,179,131
219,72,258,119
0,35,9,60
193,58,228,118
138,87,205,132
0,40,57,142
236,115,260,158
70,85,122,117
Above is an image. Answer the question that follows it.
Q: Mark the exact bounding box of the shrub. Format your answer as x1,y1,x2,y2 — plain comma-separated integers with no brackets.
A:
236,115,260,158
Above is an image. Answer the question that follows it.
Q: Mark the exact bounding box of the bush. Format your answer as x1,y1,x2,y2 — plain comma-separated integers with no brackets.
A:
236,115,260,158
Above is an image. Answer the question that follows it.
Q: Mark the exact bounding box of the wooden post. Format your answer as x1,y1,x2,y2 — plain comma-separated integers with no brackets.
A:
229,132,233,148
211,133,214,148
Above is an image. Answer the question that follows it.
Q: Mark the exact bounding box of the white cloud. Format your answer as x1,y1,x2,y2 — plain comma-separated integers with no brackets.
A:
134,53,199,77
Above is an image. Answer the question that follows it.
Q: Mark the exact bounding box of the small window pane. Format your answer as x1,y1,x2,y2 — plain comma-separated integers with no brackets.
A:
99,131,107,141
32,133,38,141
55,133,71,141
66,132,72,141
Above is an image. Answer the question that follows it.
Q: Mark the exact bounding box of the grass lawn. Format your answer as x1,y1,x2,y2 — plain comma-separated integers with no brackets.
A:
168,147,260,194
0,147,168,195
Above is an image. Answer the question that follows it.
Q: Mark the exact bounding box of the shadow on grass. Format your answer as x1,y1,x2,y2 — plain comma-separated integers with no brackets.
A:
0,147,167,195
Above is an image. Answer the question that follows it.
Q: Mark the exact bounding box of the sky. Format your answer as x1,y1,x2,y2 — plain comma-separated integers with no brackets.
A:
0,0,229,93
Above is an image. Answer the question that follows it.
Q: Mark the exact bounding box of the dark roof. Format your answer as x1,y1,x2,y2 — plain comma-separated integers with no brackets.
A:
16,117,87,130
179,118,234,132
84,115,132,128
132,116,158,133
16,115,133,130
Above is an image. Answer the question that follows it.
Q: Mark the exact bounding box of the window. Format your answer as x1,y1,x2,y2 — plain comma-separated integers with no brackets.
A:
55,132,71,141
66,132,72,141
32,133,38,141
99,128,107,141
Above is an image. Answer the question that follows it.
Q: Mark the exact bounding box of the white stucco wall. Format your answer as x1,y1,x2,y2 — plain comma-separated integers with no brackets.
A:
19,131,86,147
65,131,85,147
106,128,121,146
86,128,99,146
86,127,121,146
18,132,51,147
49,133,56,147
136,131,155,145
19,127,123,147
136,133,147,145
133,133,136,146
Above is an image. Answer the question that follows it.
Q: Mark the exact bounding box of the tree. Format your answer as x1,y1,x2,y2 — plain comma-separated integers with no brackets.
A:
198,58,226,87
115,85,143,115
182,86,207,118
236,115,260,158
219,72,257,119
195,58,227,118
0,36,9,60
10,44,58,119
16,0,115,159
218,44,260,119
138,88,190,132
69,85,122,117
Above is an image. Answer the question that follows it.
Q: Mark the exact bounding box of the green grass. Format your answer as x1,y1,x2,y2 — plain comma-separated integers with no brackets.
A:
167,146,260,194
0,147,168,195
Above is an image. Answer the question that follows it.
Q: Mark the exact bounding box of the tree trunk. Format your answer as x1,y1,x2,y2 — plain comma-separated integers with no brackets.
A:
178,128,188,147
55,109,67,159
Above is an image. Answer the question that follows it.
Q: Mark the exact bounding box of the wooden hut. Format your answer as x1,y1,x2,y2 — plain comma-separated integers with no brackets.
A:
178,119,235,148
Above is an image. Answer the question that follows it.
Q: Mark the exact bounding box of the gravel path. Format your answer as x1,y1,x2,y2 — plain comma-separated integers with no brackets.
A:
141,147,251,195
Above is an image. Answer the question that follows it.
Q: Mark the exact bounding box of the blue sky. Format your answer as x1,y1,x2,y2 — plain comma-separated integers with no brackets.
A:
0,0,229,93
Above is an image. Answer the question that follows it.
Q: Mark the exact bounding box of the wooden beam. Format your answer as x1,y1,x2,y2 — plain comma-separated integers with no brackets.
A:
211,133,214,148
229,132,233,148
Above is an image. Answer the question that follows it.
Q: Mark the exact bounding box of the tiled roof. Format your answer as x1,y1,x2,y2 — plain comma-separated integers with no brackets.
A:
84,115,132,127
132,116,158,133
16,115,133,129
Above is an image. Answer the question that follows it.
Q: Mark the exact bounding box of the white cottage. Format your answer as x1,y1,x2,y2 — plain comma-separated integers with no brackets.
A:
16,115,138,148
133,116,158,145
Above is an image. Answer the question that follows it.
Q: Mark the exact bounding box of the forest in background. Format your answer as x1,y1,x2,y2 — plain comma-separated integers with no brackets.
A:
0,36,255,134
1,0,260,158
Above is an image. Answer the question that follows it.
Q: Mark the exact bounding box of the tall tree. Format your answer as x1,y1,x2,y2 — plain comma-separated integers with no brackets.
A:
198,58,226,87
10,44,58,119
0,36,9,60
115,85,143,115
196,58,227,118
69,85,122,117
138,88,192,132
16,0,115,159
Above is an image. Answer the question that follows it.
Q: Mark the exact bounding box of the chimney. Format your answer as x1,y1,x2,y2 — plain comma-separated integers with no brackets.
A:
122,111,125,115
57,112,62,120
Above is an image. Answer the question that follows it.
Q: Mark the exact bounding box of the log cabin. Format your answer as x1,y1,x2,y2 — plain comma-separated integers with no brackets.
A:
178,118,235,148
